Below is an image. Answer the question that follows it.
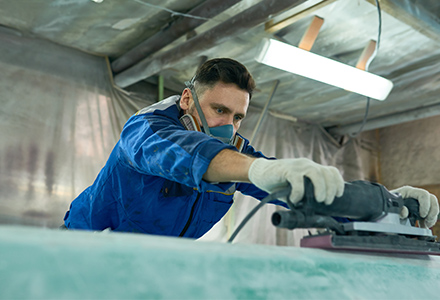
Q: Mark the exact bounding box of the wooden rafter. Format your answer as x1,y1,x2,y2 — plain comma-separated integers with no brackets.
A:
265,0,337,33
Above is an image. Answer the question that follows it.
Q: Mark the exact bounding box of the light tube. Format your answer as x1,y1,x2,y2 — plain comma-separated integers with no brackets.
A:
255,38,393,101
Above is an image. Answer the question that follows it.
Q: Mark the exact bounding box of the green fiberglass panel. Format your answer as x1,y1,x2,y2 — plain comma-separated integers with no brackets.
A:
1,226,440,299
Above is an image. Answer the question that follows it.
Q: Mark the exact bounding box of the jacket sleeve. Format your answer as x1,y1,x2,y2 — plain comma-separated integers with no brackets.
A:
118,113,237,192
236,136,288,208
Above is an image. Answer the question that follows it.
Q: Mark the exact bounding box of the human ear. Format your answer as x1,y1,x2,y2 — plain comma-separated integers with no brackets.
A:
180,88,192,111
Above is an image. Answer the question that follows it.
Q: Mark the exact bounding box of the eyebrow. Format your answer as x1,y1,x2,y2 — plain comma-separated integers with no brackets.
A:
210,103,246,119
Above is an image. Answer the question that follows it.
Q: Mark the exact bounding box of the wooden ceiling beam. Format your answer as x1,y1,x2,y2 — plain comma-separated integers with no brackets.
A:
356,40,377,71
298,16,324,51
265,0,337,33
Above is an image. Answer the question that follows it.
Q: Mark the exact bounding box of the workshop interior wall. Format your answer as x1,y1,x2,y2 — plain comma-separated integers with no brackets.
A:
378,115,440,189
0,30,378,245
377,116,440,237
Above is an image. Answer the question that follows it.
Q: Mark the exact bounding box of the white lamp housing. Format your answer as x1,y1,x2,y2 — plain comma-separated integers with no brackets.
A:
255,38,393,101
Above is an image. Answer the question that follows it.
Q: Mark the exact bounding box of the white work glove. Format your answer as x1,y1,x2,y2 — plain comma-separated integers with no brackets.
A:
391,186,439,228
248,158,344,205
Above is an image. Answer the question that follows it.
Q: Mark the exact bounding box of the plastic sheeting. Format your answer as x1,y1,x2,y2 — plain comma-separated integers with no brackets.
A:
0,28,151,228
0,28,378,245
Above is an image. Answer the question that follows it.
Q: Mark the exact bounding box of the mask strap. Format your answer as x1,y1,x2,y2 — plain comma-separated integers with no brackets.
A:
184,76,212,137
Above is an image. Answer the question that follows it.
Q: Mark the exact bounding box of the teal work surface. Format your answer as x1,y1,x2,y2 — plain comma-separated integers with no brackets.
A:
1,226,440,299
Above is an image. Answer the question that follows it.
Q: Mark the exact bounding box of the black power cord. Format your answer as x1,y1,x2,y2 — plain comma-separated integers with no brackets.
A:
349,0,382,138
228,186,291,243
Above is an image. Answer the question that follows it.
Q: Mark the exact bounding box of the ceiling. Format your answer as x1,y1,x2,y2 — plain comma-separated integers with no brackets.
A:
1,0,439,136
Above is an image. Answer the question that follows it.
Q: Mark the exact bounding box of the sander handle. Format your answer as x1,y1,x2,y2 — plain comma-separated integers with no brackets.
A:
272,177,423,230
403,197,421,226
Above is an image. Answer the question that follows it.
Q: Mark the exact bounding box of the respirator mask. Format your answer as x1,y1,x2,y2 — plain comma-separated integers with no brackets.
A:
181,76,235,145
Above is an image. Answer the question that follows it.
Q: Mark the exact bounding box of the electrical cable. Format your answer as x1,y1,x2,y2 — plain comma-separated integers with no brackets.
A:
349,97,371,138
349,0,381,138
228,186,291,243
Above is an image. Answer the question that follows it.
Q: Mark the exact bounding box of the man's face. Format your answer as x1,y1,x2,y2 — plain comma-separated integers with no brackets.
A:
180,81,250,136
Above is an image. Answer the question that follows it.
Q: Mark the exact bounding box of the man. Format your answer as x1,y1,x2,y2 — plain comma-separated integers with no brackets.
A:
64,58,439,238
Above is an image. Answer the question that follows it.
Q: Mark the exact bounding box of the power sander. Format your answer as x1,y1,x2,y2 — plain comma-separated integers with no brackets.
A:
229,178,440,255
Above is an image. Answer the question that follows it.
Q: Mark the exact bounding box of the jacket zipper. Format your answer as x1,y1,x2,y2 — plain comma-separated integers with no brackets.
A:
179,193,200,237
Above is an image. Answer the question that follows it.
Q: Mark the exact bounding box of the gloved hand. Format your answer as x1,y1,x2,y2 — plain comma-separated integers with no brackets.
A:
248,158,344,205
391,186,439,228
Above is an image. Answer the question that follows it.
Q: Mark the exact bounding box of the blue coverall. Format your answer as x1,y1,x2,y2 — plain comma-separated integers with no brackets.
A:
64,96,277,238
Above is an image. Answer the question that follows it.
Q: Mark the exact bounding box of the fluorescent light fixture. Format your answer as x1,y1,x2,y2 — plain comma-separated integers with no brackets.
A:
255,38,393,100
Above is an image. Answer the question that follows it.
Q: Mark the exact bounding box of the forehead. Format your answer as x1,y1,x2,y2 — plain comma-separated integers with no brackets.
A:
198,82,250,113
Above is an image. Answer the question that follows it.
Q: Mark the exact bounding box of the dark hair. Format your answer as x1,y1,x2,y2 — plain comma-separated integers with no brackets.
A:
194,58,256,100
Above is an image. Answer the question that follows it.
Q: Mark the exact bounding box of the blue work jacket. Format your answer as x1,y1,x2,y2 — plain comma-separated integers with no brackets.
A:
64,96,278,238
